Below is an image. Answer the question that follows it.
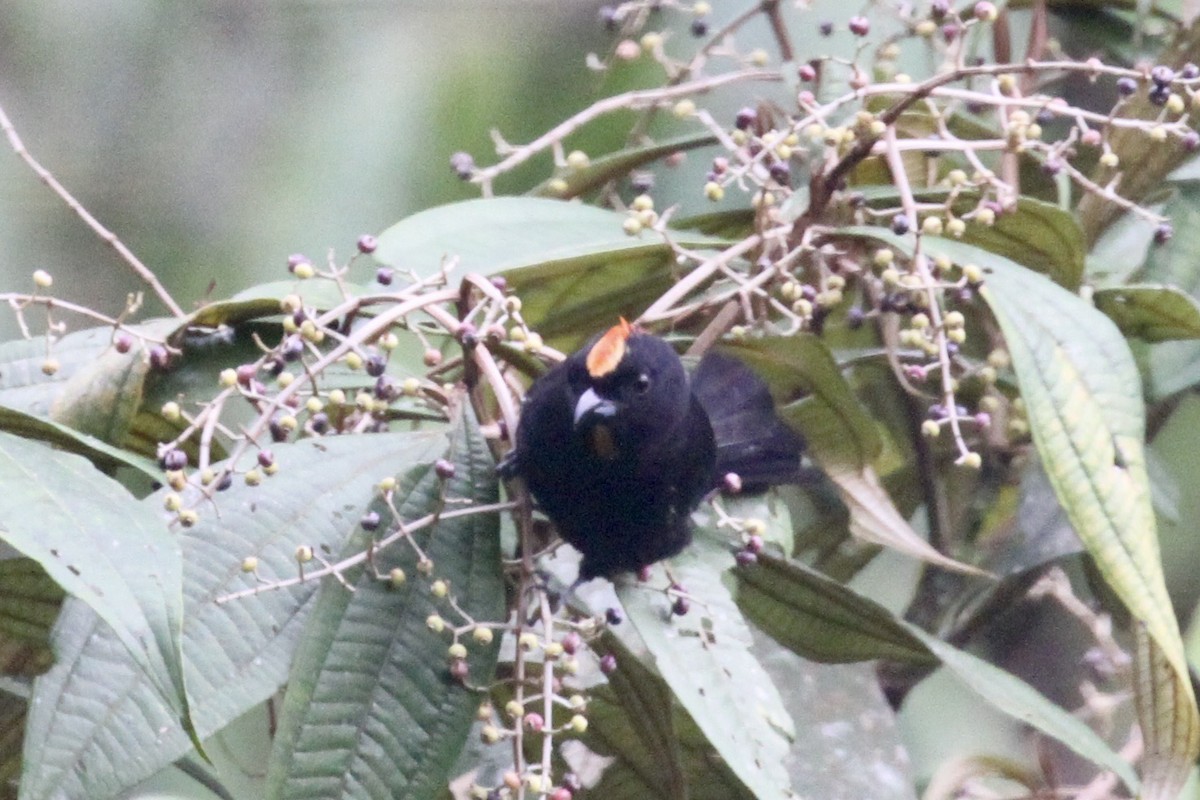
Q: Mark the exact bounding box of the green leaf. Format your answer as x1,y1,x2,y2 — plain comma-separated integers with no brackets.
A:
975,244,1200,797
0,692,25,800
48,337,149,444
905,625,1140,793
266,410,503,799
615,531,794,800
192,280,376,328
0,431,190,733
0,558,63,678
1093,284,1200,341
735,553,934,664
20,431,448,800
0,405,158,480
374,197,729,348
529,133,718,198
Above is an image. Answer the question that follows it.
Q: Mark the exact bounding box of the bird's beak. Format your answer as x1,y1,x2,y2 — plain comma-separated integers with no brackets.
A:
573,388,617,427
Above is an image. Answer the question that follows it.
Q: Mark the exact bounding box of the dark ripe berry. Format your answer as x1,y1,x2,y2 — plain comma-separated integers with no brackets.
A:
281,335,304,362
310,412,329,434
161,448,187,471
374,376,397,400
671,596,690,616
746,534,764,554
286,253,310,272
265,358,285,377
114,333,133,354
599,653,618,674
376,267,394,286
690,17,708,36
734,106,757,131
1184,131,1200,152
929,403,947,419
435,458,457,479
149,345,170,371
1116,76,1138,97
1183,63,1200,80
848,15,870,35
456,322,478,347
800,283,818,301
356,234,377,254
216,471,233,491
930,0,949,18
942,23,960,42
891,214,911,235
1154,223,1174,245
449,151,475,180
365,353,387,377
1041,158,1062,177
630,172,654,194
360,511,381,531
1151,65,1176,87
490,276,508,292
605,607,623,626
735,549,758,567
561,631,582,655
637,565,652,581
236,364,257,387
1036,108,1054,125
769,162,791,185
818,20,834,35
291,308,309,326
1149,84,1170,106
450,659,469,681
798,63,817,82
257,449,275,469
847,307,865,329
269,417,288,442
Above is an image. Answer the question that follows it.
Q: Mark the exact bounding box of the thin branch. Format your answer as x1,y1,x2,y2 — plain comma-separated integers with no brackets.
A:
0,102,186,318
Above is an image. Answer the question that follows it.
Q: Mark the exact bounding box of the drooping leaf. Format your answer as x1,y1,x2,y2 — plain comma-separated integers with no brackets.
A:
0,406,158,480
972,241,1198,798
529,133,718,198
20,430,448,800
1093,284,1200,342
192,280,375,329
905,626,1140,793
48,337,149,444
374,197,729,348
735,553,933,664
266,410,503,800
0,692,25,800
0,558,63,678
615,531,794,800
0,431,190,736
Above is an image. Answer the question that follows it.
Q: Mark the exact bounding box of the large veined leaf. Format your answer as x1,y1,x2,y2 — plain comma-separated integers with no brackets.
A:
978,251,1200,800
0,431,191,739
20,430,448,800
736,554,1138,790
266,409,503,799
374,197,729,348
833,226,1197,795
529,133,718,198
0,405,157,481
615,531,795,800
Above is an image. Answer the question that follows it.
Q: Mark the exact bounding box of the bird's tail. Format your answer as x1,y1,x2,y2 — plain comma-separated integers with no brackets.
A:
691,350,809,490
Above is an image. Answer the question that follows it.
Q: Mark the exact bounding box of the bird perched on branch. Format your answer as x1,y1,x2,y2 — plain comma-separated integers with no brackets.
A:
500,319,805,582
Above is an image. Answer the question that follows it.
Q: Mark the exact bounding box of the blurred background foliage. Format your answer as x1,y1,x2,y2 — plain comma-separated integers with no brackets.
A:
0,0,633,333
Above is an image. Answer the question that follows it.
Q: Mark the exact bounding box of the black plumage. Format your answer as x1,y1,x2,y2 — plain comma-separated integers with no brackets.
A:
501,321,804,581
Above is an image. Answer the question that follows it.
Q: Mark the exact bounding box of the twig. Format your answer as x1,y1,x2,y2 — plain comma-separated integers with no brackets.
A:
0,102,185,318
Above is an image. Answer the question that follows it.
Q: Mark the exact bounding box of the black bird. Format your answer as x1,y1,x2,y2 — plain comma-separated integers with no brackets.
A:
501,319,805,582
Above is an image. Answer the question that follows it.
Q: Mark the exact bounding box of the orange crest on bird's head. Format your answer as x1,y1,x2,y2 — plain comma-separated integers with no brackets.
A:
586,318,633,378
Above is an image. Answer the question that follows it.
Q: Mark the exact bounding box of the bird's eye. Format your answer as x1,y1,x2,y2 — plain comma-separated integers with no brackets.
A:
634,373,651,393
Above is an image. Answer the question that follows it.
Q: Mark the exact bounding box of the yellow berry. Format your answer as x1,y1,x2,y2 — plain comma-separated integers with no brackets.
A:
32,270,53,289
